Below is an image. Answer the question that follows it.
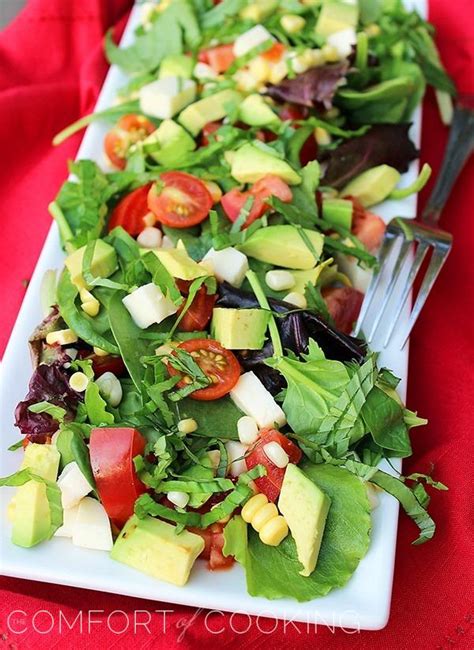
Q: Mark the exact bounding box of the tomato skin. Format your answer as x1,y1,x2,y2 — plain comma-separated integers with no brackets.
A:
175,279,216,332
345,196,386,252
322,286,364,334
104,114,155,169
148,172,213,229
168,339,241,401
221,175,293,228
108,184,153,236
188,523,234,570
201,121,222,146
278,104,305,122
199,44,235,73
245,429,302,502
262,42,285,62
90,354,127,378
277,104,317,164
89,427,147,528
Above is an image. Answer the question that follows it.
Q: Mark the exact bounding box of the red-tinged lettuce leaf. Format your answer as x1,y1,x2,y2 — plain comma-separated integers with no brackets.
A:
320,123,419,189
15,362,81,441
266,62,349,110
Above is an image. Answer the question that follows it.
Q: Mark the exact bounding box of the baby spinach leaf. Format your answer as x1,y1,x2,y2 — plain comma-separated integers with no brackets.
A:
84,382,114,426
361,385,412,457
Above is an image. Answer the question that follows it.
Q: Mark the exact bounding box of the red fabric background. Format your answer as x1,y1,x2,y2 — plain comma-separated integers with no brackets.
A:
1,1,473,648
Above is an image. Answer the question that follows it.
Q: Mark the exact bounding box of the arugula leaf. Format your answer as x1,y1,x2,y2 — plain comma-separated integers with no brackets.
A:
28,401,66,422
84,382,114,426
0,469,63,539
105,0,201,76
245,463,371,601
142,251,183,305
223,515,248,565
201,0,246,29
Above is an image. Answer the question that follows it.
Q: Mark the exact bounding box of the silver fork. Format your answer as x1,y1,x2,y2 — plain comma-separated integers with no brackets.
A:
356,104,474,350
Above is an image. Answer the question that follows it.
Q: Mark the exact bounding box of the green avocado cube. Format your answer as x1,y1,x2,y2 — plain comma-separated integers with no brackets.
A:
341,164,401,207
239,225,323,270
159,54,194,80
315,0,359,38
64,240,117,289
211,308,269,350
230,144,301,185
178,90,242,136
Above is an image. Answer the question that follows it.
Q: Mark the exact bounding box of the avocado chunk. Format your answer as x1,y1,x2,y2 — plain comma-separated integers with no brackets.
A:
278,463,331,576
110,515,205,586
240,0,279,22
239,225,323,269
239,94,280,127
159,54,194,80
211,308,269,350
178,90,242,136
290,259,333,294
231,144,301,185
322,198,353,230
143,119,196,166
315,0,359,38
146,247,207,280
10,443,61,548
64,240,118,290
341,164,401,207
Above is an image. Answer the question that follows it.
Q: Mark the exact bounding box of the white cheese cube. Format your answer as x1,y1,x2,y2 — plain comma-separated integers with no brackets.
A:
193,62,217,80
72,497,113,551
54,503,80,538
202,247,249,287
230,371,286,428
233,25,275,58
139,77,196,120
225,441,249,477
326,28,357,59
122,283,178,329
57,462,92,509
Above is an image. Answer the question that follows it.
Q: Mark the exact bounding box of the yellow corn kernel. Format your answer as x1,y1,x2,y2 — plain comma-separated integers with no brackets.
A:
241,493,268,524
79,288,94,303
365,24,381,38
280,14,305,35
177,418,198,435
268,60,288,85
69,371,90,393
81,300,100,317
143,211,156,227
93,346,109,357
314,126,331,146
259,515,289,546
46,328,78,346
234,69,259,92
203,180,223,204
248,57,271,83
321,44,340,63
251,502,279,532
301,48,324,68
240,4,262,22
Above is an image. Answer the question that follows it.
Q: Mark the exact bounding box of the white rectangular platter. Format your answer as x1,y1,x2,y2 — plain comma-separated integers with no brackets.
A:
0,0,426,631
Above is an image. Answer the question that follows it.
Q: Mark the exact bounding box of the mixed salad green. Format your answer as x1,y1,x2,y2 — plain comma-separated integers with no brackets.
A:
2,0,451,601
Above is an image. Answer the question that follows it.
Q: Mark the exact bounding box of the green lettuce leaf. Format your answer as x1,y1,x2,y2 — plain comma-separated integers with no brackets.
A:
245,463,371,601
223,515,248,566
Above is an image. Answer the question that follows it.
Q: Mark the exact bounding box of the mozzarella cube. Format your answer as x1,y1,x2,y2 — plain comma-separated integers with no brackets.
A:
230,372,286,428
202,247,249,287
326,28,357,59
193,62,217,80
57,462,92,509
225,441,249,478
72,497,113,551
139,77,196,119
336,254,372,293
54,503,80,538
233,25,275,58
122,283,178,329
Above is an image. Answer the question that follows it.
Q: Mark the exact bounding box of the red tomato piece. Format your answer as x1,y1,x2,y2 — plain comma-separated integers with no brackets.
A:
175,279,217,332
167,339,241,401
188,523,234,570
278,104,305,122
148,172,213,228
322,286,364,334
345,196,386,252
104,114,155,169
89,427,147,528
201,121,222,146
199,44,235,73
261,42,285,62
221,175,293,228
107,184,153,236
90,354,127,378
245,429,302,502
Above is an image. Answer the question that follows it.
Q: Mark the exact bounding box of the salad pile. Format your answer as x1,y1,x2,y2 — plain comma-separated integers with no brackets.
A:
2,0,452,601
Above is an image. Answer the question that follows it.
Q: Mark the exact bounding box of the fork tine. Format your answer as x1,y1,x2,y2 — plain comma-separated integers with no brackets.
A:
366,237,412,343
381,240,431,348
398,246,451,349
355,232,396,336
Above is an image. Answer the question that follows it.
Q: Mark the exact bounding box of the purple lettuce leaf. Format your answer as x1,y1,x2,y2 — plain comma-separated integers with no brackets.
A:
266,61,349,110
320,123,419,189
15,361,81,441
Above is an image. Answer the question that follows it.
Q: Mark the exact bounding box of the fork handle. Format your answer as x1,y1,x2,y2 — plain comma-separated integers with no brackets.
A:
422,104,474,226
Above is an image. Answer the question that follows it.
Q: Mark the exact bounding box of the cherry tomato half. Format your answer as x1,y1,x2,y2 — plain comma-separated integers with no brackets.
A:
89,427,147,528
345,196,386,253
90,354,127,378
108,184,153,236
245,429,302,502
322,286,364,335
221,174,292,228
175,279,217,332
104,114,155,169
168,339,241,401
201,121,222,146
188,523,234,570
261,42,285,62
148,172,213,229
199,44,235,73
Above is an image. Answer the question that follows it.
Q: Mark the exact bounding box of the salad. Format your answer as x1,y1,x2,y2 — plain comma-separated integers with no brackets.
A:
2,0,452,601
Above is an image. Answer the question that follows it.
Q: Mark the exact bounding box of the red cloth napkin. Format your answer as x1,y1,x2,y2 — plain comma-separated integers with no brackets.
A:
1,1,473,648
